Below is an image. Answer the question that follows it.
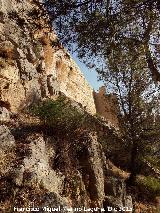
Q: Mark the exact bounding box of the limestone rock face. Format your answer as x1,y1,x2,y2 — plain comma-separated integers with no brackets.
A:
0,0,96,114
0,125,15,176
0,107,10,122
22,135,64,193
55,50,96,114
0,125,15,150
104,177,133,212
0,122,132,212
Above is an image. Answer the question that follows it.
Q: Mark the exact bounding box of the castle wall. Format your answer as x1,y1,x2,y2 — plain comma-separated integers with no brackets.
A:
94,86,119,129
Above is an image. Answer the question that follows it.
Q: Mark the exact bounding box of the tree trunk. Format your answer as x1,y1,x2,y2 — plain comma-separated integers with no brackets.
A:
127,141,138,185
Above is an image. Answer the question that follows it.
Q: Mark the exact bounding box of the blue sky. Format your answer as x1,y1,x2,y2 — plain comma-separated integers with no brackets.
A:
72,55,104,91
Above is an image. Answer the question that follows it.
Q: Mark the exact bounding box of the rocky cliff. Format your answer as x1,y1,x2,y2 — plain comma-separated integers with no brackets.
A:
0,0,132,212
0,0,96,115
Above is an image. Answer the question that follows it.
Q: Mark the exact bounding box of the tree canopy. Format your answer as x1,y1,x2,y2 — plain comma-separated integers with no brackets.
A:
42,0,160,82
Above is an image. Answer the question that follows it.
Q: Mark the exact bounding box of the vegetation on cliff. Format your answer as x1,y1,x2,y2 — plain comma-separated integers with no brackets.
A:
29,96,86,133
0,0,160,212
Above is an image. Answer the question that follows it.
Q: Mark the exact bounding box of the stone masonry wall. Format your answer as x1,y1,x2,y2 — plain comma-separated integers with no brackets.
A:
94,86,119,129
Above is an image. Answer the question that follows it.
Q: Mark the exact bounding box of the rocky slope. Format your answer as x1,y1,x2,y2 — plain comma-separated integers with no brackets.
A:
0,116,133,212
0,0,133,212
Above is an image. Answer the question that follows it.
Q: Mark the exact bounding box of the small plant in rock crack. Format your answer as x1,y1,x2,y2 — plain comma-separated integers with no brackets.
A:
33,42,43,59
66,175,80,198
0,58,6,68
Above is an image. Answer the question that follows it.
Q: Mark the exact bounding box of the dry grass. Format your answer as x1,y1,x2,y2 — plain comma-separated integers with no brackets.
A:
0,150,15,176
134,201,160,213
18,113,41,126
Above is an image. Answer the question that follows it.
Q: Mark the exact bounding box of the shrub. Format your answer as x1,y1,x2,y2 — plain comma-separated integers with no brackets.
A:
145,156,160,171
29,96,86,136
136,176,160,199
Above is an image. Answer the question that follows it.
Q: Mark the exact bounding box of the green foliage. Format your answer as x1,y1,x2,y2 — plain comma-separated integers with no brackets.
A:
145,156,160,171
33,42,43,59
136,176,160,198
43,0,160,81
30,96,86,134
95,113,104,122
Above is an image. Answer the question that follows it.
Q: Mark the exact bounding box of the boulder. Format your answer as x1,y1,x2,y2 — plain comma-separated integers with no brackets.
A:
0,107,10,122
